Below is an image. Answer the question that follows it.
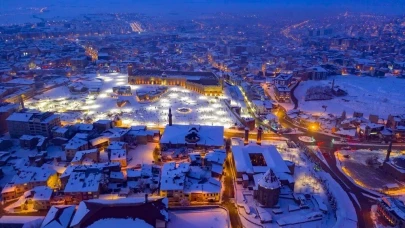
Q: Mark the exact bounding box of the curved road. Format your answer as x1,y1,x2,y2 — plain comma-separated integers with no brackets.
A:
273,81,379,228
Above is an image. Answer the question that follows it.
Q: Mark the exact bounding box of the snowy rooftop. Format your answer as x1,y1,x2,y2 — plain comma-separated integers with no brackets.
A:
110,149,126,161
0,216,44,225
231,144,291,174
88,218,152,228
64,170,102,193
160,162,188,191
41,205,76,228
32,186,53,201
257,169,281,190
65,135,88,150
71,149,98,163
6,112,33,122
70,197,168,227
204,149,226,165
160,124,224,147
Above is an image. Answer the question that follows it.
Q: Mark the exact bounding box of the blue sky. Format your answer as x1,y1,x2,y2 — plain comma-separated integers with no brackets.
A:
0,0,404,16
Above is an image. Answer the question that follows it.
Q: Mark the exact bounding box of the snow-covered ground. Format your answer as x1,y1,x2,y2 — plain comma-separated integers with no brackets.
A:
168,208,230,228
295,75,405,119
25,73,240,129
298,136,316,143
336,149,403,190
233,140,356,227
127,143,157,168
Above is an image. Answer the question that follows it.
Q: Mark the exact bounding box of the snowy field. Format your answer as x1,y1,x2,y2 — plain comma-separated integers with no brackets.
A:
295,75,405,119
168,208,230,228
25,73,240,129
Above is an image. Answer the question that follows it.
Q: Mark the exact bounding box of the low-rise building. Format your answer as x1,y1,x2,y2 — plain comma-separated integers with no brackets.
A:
63,169,103,204
41,205,76,228
110,149,127,167
7,111,61,138
69,197,169,228
274,74,293,86
160,124,224,150
65,133,89,160
230,143,294,189
377,197,405,227
274,85,291,102
0,103,19,135
1,166,59,200
159,162,188,202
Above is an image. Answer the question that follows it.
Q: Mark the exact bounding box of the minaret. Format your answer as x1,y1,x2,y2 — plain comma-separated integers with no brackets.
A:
168,108,172,126
19,95,25,109
385,140,393,162
127,64,133,76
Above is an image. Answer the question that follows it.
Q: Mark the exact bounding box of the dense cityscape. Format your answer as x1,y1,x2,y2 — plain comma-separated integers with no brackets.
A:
0,1,405,227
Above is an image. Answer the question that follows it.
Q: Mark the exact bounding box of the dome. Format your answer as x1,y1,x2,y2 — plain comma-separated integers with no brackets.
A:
258,169,280,190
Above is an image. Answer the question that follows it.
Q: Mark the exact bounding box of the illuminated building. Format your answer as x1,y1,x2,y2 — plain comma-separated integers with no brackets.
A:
128,68,223,96
6,111,61,138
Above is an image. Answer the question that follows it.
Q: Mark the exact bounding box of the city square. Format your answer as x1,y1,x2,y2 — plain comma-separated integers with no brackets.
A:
24,73,241,129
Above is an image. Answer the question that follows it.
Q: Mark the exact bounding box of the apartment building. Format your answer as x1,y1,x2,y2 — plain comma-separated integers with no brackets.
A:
6,112,61,138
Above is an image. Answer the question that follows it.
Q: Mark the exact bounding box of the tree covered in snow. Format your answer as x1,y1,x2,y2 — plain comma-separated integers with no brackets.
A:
305,86,333,101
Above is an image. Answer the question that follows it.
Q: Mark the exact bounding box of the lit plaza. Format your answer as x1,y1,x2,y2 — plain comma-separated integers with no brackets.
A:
24,73,241,129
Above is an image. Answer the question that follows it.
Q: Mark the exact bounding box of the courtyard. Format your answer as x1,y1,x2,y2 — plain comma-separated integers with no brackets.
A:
24,73,241,129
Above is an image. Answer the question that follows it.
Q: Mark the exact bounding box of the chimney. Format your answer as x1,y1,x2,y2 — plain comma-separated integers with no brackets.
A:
385,140,393,162
145,193,148,203
244,128,249,145
168,108,173,126
257,127,263,145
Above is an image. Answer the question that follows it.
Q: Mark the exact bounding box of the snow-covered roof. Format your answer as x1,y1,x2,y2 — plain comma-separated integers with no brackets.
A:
71,149,98,163
334,129,356,137
70,197,168,227
257,169,281,190
110,149,126,161
64,170,102,193
160,124,224,147
160,162,188,191
205,149,226,165
88,218,152,228
231,144,290,174
6,112,33,122
41,205,76,228
32,186,53,201
184,182,221,194
0,216,44,225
